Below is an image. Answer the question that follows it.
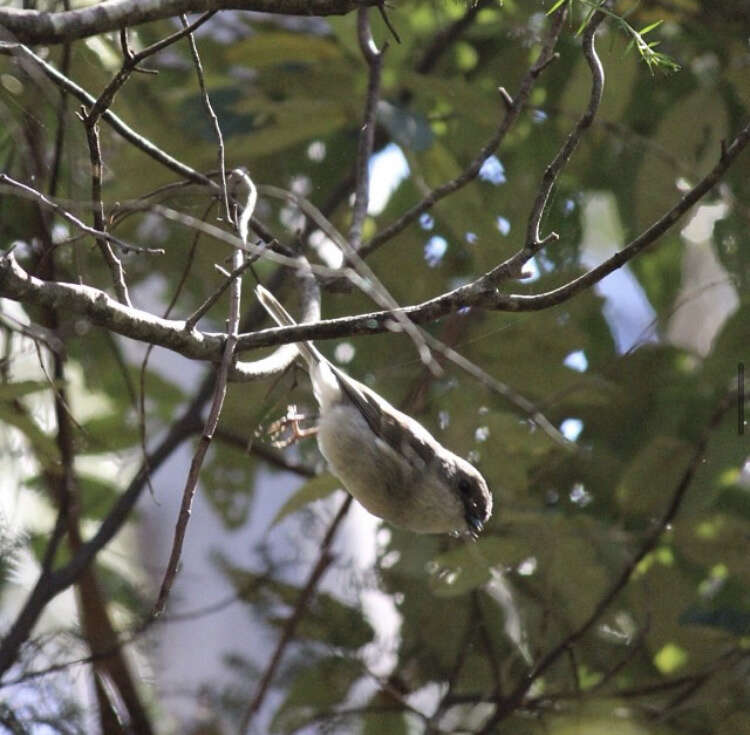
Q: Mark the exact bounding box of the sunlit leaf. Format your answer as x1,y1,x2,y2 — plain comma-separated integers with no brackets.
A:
547,0,570,15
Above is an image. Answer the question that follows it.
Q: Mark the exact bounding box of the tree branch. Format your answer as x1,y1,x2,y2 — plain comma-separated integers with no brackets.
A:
358,6,567,260
523,9,606,253
0,174,163,255
0,0,377,45
348,7,386,250
2,103,747,372
153,172,254,616
498,117,750,308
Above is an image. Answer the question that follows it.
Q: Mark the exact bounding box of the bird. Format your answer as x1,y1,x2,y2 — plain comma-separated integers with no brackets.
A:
256,285,492,536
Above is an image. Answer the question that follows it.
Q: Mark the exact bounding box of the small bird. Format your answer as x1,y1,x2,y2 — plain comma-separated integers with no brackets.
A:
256,285,493,536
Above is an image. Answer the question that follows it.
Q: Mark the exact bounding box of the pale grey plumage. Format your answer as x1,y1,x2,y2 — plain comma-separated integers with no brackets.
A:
256,285,492,535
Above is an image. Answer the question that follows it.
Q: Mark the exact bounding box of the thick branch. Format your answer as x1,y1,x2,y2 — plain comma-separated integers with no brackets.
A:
0,0,376,45
0,252,223,359
1,116,746,373
0,251,322,378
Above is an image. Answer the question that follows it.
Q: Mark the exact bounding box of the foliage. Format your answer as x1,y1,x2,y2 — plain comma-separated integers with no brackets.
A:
0,0,748,734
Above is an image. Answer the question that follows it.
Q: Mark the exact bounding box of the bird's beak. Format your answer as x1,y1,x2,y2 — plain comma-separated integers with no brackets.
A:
465,512,484,537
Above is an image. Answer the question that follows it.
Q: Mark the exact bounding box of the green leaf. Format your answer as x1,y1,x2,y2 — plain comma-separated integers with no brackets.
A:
94,560,146,613
639,20,664,35
226,33,344,68
132,367,185,422
216,559,374,649
0,403,61,471
76,413,140,452
270,656,361,734
428,543,492,597
616,436,695,517
226,98,349,156
268,585,374,649
77,474,121,520
270,473,341,528
0,380,57,401
547,0,570,15
24,473,119,520
712,485,750,520
362,708,410,735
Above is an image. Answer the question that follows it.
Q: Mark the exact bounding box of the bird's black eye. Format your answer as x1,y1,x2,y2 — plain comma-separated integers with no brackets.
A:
458,478,472,496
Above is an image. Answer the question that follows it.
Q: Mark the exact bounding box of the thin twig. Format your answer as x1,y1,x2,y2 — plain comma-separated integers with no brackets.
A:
215,428,317,477
428,596,480,728
349,7,387,250
180,13,229,220
83,13,214,125
0,261,307,680
2,96,748,374
1,41,212,185
81,115,132,306
495,117,750,306
153,173,256,616
184,243,269,331
0,399,204,679
359,8,567,259
47,5,71,201
260,186,440,373
138,202,213,499
376,1,400,44
423,331,570,448
71,13,214,307
0,174,163,255
476,590,503,699
523,9,606,254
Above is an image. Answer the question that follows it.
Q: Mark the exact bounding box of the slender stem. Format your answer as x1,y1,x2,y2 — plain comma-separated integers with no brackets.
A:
153,175,256,616
349,7,386,250
524,9,606,252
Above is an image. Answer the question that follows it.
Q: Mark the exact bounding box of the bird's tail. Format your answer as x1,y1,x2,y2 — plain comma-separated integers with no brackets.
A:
256,285,321,366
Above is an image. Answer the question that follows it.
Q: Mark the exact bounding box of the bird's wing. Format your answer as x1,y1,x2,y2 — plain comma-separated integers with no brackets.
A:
332,367,437,472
